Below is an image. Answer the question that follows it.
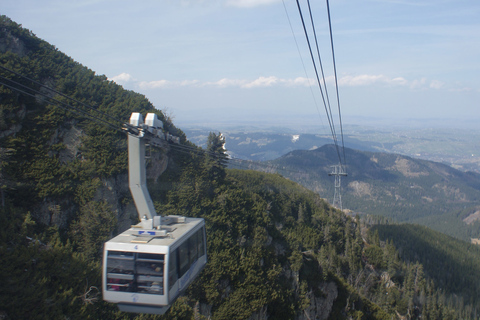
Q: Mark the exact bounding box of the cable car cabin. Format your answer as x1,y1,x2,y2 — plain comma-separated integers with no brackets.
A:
103,215,207,315
103,113,206,314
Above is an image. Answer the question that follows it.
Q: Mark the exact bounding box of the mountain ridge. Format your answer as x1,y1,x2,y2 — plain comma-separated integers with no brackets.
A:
183,126,480,172
260,144,480,241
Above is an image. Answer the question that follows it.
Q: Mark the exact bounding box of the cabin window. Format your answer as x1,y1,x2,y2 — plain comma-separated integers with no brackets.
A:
178,241,190,278
197,227,206,258
106,251,135,273
176,227,206,279
136,253,165,295
106,251,165,295
168,249,178,290
188,234,198,265
167,226,207,291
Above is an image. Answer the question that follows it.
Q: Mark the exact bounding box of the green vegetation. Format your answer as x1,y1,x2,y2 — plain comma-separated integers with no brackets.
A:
372,223,480,308
1,15,480,320
262,144,480,241
412,206,480,242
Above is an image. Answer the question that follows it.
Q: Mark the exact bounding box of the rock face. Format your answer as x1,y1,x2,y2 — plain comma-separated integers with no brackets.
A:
35,199,76,229
148,149,169,183
300,282,338,320
0,25,27,57
93,174,136,232
58,125,84,163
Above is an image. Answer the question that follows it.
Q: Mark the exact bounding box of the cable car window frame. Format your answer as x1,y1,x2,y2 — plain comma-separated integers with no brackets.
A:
178,240,190,278
197,227,206,259
168,249,178,291
188,233,198,265
106,251,165,295
167,226,207,291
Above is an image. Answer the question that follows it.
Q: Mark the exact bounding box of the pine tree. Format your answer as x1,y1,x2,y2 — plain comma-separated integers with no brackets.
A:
205,132,228,187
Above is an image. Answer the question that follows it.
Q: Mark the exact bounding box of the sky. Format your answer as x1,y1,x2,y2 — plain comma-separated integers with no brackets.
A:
2,0,480,132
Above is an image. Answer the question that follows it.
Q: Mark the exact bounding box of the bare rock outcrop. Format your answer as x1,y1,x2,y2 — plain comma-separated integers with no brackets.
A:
298,282,338,320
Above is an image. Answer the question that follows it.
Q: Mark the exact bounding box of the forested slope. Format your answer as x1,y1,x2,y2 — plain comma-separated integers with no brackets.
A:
260,144,480,241
1,16,479,320
372,223,480,308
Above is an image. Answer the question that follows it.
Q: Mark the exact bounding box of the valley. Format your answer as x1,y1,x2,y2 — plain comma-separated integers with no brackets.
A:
182,126,480,242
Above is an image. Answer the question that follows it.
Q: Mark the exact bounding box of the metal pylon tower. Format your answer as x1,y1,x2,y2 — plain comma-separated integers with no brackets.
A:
328,164,347,210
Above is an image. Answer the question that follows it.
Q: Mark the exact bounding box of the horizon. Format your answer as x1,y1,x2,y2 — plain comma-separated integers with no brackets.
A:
175,113,480,134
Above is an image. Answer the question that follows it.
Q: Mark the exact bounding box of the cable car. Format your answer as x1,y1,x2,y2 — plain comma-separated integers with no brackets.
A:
103,216,206,314
102,113,207,315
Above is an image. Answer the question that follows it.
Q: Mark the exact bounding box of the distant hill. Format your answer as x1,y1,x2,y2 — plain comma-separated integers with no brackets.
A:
182,125,480,172
255,144,480,241
183,128,380,161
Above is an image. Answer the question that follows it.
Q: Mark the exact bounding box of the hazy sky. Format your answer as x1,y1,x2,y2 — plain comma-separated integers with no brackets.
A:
3,0,480,131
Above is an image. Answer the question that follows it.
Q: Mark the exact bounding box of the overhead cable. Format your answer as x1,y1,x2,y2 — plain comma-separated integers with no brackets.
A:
0,65,310,177
281,0,327,134
0,75,122,132
306,0,334,129
294,0,343,165
0,65,136,132
325,0,346,167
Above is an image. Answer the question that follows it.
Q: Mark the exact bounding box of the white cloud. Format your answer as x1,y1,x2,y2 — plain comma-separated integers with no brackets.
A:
138,79,200,89
131,74,449,92
338,74,377,86
242,76,279,88
180,80,201,86
204,76,313,88
391,77,408,86
287,77,314,87
109,72,133,84
205,78,247,87
338,74,396,86
429,80,444,90
139,80,171,89
338,74,437,89
410,78,427,89
226,0,281,8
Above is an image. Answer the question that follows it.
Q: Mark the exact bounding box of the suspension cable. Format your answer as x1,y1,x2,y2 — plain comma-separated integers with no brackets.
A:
1,67,297,174
294,0,343,165
281,0,327,135
0,65,136,132
325,0,346,167
0,75,123,132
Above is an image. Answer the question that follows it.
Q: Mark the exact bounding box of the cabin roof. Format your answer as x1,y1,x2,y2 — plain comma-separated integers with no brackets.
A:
104,216,204,253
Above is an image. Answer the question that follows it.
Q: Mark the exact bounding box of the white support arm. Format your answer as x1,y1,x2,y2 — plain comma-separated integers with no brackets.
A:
128,113,157,221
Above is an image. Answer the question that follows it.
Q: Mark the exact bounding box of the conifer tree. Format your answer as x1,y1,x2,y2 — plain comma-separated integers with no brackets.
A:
204,132,228,193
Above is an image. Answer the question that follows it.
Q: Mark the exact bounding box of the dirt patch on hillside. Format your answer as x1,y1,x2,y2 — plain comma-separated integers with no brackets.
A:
433,183,467,202
464,210,480,225
349,181,372,198
392,157,429,178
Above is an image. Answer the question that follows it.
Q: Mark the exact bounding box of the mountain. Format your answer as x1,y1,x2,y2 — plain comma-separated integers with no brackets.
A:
183,128,380,162
256,144,480,241
1,15,480,320
182,125,480,173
